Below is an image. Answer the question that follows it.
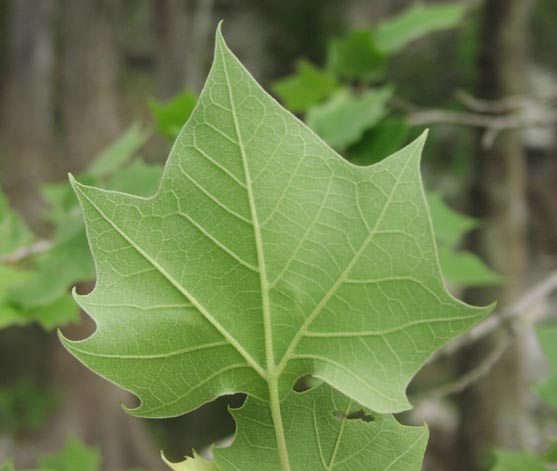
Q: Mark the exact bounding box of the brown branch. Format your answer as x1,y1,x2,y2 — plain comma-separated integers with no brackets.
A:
414,273,557,400
0,239,52,264
415,335,512,401
433,272,557,361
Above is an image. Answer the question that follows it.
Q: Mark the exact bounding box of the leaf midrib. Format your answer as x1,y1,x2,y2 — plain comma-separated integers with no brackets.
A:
218,43,276,376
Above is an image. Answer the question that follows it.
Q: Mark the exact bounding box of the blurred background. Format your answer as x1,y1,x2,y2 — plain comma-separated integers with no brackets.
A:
0,0,556,470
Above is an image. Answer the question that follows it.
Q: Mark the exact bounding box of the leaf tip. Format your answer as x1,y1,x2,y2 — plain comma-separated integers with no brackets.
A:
215,19,226,46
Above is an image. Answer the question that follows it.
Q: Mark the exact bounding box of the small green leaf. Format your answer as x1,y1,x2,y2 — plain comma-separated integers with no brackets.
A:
272,61,339,113
490,449,549,471
104,160,163,196
306,87,393,150
426,192,476,248
436,246,501,287
327,30,387,83
537,324,557,410
214,383,427,471
163,451,219,471
150,90,198,140
86,123,149,179
38,437,100,471
347,115,410,166
0,191,34,256
374,3,468,54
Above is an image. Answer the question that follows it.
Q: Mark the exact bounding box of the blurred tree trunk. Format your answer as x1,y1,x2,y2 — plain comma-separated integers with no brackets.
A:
154,0,215,98
458,0,535,469
0,0,55,230
60,0,120,173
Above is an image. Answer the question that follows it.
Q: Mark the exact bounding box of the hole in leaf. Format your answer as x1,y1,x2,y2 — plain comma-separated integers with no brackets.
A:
332,409,374,423
293,374,323,392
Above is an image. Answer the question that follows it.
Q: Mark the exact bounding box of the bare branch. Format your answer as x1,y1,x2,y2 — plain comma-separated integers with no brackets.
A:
433,272,557,361
415,335,512,402
0,239,52,264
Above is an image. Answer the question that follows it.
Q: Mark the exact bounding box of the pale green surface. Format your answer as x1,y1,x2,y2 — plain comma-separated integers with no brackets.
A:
537,325,557,410
272,61,339,113
38,437,100,471
374,3,467,54
490,449,549,471
307,87,392,150
214,383,427,471
61,26,491,424
164,451,219,471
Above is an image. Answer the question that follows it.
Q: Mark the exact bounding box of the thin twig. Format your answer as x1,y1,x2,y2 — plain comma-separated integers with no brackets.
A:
415,335,512,401
414,273,557,400
0,239,52,264
433,272,557,361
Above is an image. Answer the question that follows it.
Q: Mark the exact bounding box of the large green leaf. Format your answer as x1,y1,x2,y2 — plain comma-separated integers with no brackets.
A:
374,3,467,54
272,61,339,113
61,26,491,467
214,383,427,470
306,87,393,150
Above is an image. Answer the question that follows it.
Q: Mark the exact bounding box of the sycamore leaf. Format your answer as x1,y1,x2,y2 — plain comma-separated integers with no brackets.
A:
163,451,219,471
61,25,491,425
307,87,393,150
373,3,467,54
272,61,339,113
214,383,427,471
38,437,100,471
490,449,550,471
536,324,557,410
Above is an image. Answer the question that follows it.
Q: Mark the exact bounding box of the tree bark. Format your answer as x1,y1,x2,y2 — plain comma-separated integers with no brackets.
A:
60,0,120,173
457,1,535,469
0,0,55,230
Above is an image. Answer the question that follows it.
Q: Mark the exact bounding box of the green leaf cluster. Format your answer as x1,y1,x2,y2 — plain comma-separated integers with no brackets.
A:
61,26,491,470
0,125,163,331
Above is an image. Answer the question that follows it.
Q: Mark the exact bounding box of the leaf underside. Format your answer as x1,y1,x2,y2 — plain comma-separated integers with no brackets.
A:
62,23,493,471
61,25,491,423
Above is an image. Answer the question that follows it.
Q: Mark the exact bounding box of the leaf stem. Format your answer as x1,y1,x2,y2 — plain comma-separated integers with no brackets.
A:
268,376,291,471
